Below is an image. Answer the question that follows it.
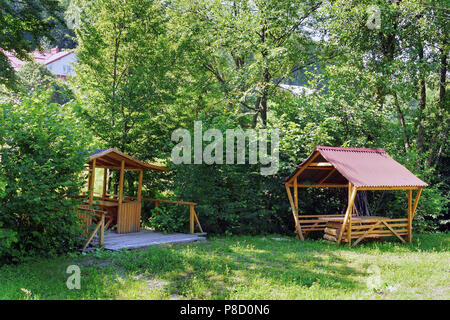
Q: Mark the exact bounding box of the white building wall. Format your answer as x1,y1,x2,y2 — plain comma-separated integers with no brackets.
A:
46,53,77,77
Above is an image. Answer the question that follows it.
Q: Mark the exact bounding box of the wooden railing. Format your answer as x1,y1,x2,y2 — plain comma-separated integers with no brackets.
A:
324,217,409,246
77,205,107,251
347,217,408,246
104,194,204,234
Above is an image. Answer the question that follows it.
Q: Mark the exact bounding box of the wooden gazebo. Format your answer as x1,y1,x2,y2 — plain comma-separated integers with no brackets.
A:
84,148,168,233
79,148,204,251
283,146,427,246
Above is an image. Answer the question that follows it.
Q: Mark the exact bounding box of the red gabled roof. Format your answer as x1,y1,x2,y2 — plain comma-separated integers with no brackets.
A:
283,146,428,188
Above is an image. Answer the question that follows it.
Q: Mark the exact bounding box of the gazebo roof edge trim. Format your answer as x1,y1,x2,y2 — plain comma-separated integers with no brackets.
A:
89,148,168,171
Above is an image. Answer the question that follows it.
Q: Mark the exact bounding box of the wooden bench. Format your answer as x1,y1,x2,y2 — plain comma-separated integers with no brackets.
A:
296,214,351,238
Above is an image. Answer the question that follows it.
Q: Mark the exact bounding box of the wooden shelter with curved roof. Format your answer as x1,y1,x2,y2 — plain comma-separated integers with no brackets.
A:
283,146,427,246
77,149,203,251
82,149,168,238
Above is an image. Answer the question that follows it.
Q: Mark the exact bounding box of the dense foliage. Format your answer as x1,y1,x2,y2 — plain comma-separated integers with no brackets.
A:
0,92,90,263
0,61,74,105
0,0,65,88
0,0,448,256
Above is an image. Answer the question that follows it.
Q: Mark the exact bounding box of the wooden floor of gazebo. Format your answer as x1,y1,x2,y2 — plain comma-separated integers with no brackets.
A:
91,230,207,251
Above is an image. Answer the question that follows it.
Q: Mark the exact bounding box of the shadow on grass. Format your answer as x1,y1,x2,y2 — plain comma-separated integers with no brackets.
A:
107,236,368,299
0,232,447,299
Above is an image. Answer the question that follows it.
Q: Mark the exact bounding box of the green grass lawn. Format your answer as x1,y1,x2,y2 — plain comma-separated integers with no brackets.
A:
0,233,448,300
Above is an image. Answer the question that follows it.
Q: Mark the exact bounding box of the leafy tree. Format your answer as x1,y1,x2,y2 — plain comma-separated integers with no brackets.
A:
169,0,326,127
0,90,90,263
73,0,179,160
318,0,448,165
0,0,66,87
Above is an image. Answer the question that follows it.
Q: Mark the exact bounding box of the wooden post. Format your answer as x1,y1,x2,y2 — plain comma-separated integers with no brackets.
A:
294,176,298,211
136,169,143,233
99,212,105,245
348,182,352,246
408,189,413,243
193,207,204,233
137,170,143,206
189,204,195,234
338,186,357,245
348,214,352,246
118,160,125,233
102,168,108,198
285,185,304,240
412,187,423,219
348,182,352,214
118,160,125,204
87,169,92,194
89,159,96,205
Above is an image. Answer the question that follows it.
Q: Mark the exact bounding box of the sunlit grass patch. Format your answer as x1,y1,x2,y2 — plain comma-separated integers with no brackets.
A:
0,233,448,300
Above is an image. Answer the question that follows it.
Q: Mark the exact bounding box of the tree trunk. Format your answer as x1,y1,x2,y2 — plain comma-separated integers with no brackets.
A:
417,43,426,154
253,22,270,127
433,40,448,167
259,67,270,126
439,41,447,107
394,93,410,153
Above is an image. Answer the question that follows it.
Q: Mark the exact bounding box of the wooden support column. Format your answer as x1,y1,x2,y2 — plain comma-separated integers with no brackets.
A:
99,212,105,245
87,169,92,194
408,189,413,243
102,168,108,198
118,160,125,233
193,207,204,233
89,159,96,205
285,185,304,240
412,187,423,219
137,170,143,206
348,182,352,246
338,186,357,245
294,176,298,211
189,204,195,234
136,169,143,233
118,160,125,204
348,214,352,246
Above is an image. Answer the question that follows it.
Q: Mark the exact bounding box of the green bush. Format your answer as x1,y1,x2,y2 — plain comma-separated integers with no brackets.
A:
146,207,188,234
169,116,294,235
0,91,90,263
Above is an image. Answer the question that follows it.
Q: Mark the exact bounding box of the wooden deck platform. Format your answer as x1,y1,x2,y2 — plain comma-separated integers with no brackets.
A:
91,229,207,251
